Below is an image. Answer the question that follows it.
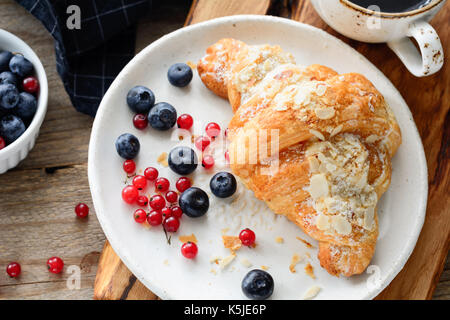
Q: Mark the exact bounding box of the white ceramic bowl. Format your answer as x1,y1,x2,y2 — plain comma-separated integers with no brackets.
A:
0,29,48,173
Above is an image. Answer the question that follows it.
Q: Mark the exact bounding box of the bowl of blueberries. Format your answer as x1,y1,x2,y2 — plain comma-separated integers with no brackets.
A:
0,29,48,173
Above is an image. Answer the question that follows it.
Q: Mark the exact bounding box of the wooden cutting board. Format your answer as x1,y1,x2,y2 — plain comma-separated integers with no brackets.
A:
93,0,450,300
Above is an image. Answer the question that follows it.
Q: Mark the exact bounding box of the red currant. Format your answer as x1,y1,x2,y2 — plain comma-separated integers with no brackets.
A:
165,190,178,203
181,242,198,259
123,159,136,174
122,185,139,204
195,135,211,151
202,155,214,169
150,194,166,210
224,128,229,137
133,209,147,223
239,228,256,246
133,114,148,130
177,114,193,130
163,216,180,232
225,150,230,163
6,262,21,277
22,76,39,93
0,136,5,150
171,205,183,218
144,167,158,181
176,177,191,192
136,195,149,207
132,175,147,190
75,203,89,218
155,177,170,192
47,257,64,274
205,122,221,138
161,207,172,219
147,210,163,226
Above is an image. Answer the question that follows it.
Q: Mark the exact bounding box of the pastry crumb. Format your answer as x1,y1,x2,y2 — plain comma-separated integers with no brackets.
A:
275,237,284,244
305,263,316,279
210,256,221,264
221,228,229,235
240,258,252,268
210,268,217,275
157,152,168,167
222,235,242,252
296,236,314,248
163,259,169,266
289,253,302,273
179,234,198,244
187,61,197,69
303,286,321,300
218,253,236,269
261,265,269,271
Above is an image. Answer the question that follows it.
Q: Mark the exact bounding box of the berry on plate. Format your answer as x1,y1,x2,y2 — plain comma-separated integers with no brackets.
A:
168,146,198,175
148,102,177,131
22,76,39,93
161,207,172,219
175,177,191,193
132,175,147,190
167,63,193,87
171,205,183,218
150,194,166,210
136,195,149,207
134,209,147,223
144,167,158,180
181,241,198,259
239,228,256,246
177,114,193,130
202,155,214,169
75,203,89,218
163,216,180,232
126,85,155,114
194,135,210,152
165,190,178,203
47,257,64,274
179,187,209,218
241,269,274,300
123,159,136,174
9,54,33,77
0,115,25,145
205,122,220,138
6,262,21,277
133,113,148,130
210,172,237,198
155,177,170,192
147,209,163,226
122,185,139,204
115,133,140,159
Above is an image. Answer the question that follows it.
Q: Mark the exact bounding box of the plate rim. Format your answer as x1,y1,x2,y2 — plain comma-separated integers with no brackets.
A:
88,14,428,300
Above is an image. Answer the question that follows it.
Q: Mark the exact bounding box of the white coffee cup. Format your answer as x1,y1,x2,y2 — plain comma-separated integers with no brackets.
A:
310,0,446,77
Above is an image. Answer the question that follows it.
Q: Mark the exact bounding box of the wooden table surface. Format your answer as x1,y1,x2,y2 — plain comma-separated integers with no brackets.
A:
0,0,448,299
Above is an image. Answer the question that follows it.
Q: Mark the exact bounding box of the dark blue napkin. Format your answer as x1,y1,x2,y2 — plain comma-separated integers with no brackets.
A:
16,0,152,117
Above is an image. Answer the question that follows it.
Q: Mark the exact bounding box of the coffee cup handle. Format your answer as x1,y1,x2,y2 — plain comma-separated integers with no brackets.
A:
387,20,444,77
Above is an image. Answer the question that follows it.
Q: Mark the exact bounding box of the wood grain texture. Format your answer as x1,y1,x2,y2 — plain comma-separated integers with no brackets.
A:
292,0,450,300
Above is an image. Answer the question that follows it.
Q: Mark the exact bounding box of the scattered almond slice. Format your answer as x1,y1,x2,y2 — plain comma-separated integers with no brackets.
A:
163,259,169,266
261,265,269,271
218,253,236,269
179,234,198,244
157,152,168,167
275,237,284,244
210,268,217,275
289,253,302,273
305,263,316,279
296,236,314,248
186,61,197,69
222,235,242,253
240,258,252,268
303,286,321,300
221,228,230,235
210,256,222,264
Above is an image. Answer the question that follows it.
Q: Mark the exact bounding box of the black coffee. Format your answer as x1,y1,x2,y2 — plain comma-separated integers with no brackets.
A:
348,0,433,13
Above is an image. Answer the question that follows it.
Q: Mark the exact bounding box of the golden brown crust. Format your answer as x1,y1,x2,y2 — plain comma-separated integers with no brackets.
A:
197,39,401,277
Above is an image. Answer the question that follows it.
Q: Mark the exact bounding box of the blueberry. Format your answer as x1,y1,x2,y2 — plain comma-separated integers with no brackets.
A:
0,71,18,86
115,133,140,159
126,86,155,114
241,269,274,300
0,115,26,145
210,172,237,198
0,51,13,73
148,102,177,130
15,92,37,123
9,54,33,77
179,187,209,218
167,63,193,87
168,146,198,175
0,84,20,110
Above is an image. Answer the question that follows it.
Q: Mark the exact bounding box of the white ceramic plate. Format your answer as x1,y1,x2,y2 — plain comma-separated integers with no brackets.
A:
88,15,427,300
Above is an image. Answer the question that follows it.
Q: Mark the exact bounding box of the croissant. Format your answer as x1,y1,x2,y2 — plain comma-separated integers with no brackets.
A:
198,39,401,277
